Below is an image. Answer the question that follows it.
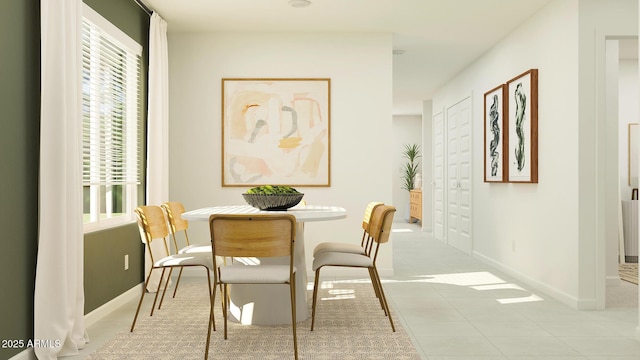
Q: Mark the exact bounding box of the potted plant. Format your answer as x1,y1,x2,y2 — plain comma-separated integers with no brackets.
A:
401,143,421,192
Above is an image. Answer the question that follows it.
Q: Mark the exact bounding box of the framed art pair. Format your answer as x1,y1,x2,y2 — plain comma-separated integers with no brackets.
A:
484,69,538,183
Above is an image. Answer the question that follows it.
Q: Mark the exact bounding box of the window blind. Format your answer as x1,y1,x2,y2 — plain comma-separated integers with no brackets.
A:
81,17,141,186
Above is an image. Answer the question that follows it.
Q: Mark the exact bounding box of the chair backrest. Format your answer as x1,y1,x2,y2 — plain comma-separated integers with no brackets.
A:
361,201,383,249
367,205,396,262
135,205,171,263
161,201,190,249
209,214,296,258
361,202,383,231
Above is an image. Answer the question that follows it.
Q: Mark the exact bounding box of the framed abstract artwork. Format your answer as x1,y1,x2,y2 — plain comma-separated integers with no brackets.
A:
221,78,331,187
484,84,508,182
507,69,538,183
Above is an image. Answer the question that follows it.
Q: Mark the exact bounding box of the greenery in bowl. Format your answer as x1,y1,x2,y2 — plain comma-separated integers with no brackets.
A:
243,185,304,210
245,185,300,195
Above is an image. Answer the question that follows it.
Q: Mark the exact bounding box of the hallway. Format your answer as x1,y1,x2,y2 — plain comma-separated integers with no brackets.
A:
387,222,640,359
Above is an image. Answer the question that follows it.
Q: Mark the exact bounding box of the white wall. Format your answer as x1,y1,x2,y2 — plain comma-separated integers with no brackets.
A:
392,115,422,221
577,0,638,309
430,0,638,309
166,31,395,278
432,0,582,305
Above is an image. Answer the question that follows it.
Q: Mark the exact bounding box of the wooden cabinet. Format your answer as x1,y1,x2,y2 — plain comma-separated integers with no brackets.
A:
409,189,422,223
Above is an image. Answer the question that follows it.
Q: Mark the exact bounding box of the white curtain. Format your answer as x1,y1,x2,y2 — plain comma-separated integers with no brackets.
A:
145,12,171,292
35,0,88,358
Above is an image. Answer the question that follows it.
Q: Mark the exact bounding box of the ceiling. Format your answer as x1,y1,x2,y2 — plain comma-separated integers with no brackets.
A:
142,0,557,115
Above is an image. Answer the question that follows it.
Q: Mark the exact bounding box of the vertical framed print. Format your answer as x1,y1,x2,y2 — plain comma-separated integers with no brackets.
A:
484,84,508,182
507,69,538,183
222,78,331,187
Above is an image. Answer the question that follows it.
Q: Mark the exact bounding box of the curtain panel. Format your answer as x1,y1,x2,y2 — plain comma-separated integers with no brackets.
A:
35,0,88,358
145,12,171,291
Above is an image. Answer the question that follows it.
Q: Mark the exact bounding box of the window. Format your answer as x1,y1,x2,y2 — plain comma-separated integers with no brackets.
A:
82,4,142,232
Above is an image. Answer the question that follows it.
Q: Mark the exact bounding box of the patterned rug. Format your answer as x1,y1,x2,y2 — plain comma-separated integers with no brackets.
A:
619,263,638,285
87,281,420,360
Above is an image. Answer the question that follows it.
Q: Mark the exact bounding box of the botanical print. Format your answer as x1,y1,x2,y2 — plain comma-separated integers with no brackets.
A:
489,94,501,176
507,69,538,183
222,78,330,186
484,84,505,182
513,82,527,172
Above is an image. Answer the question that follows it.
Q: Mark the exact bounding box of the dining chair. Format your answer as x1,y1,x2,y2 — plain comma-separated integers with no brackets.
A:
161,201,212,299
310,205,397,332
131,205,215,337
205,214,298,360
312,201,383,257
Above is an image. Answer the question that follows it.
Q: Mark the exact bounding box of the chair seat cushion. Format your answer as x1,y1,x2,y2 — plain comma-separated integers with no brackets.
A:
155,252,213,269
219,264,295,284
312,251,372,271
312,242,365,257
178,244,212,254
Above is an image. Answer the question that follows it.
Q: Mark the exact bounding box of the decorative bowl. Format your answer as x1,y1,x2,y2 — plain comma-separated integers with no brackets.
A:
242,193,304,211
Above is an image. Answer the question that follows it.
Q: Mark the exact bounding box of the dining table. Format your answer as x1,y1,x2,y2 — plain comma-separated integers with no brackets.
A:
182,204,347,325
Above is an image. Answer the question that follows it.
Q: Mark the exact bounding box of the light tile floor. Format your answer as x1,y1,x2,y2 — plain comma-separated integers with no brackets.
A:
385,222,640,360
71,222,640,359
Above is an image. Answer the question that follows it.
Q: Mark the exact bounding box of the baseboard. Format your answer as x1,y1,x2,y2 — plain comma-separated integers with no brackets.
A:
472,251,587,309
8,348,35,360
8,284,143,360
84,283,143,327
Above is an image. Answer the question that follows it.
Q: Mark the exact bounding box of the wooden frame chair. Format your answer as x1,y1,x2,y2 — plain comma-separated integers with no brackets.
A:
205,214,298,360
312,201,383,257
130,205,215,340
161,201,212,298
310,205,397,332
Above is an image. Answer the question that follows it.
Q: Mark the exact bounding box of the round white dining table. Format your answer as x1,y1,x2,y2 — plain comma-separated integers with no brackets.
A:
182,204,347,325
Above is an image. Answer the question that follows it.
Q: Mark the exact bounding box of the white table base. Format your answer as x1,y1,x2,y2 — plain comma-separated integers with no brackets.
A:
227,223,308,325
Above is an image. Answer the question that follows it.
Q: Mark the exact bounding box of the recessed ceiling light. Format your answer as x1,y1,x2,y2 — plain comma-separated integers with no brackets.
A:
393,49,406,55
289,0,312,8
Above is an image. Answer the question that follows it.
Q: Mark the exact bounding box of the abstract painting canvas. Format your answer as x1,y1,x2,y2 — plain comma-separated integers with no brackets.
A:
507,69,538,183
484,84,507,183
222,78,330,187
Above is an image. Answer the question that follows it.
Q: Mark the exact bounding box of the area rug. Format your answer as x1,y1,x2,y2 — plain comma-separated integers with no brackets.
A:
619,263,638,285
87,280,420,360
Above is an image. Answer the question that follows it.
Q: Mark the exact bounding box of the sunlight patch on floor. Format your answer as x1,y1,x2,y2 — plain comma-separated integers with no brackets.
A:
384,271,544,305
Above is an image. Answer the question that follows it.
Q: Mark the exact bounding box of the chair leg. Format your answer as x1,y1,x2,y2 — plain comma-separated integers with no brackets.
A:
310,269,321,331
205,271,216,360
368,267,385,311
370,266,395,332
369,266,387,315
223,283,229,340
206,269,215,332
290,273,298,360
150,268,167,316
173,266,185,298
130,269,154,332
158,267,175,310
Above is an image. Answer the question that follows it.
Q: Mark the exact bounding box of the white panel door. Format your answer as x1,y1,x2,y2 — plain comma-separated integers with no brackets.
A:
446,97,472,254
433,111,445,241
